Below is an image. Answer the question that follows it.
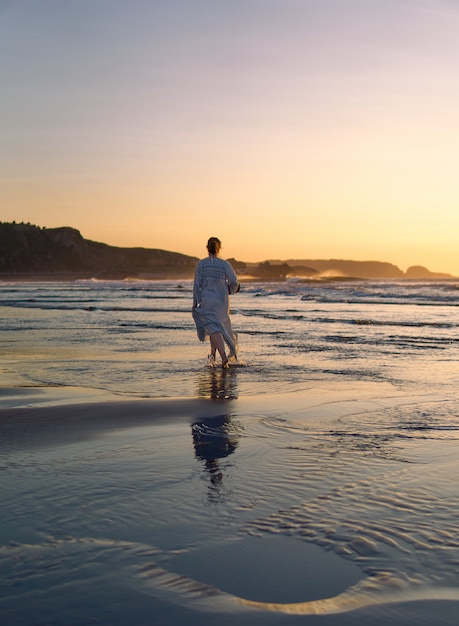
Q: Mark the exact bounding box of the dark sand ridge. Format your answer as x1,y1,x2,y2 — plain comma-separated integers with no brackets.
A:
0,390,236,451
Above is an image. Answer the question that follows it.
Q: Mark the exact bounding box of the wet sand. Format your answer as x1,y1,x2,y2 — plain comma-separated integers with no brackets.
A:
1,382,458,625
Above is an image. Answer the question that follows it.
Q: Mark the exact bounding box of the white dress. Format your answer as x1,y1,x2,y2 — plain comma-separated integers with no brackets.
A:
192,255,240,358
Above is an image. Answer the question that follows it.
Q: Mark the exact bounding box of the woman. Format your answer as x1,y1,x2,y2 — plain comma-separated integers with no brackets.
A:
192,237,240,367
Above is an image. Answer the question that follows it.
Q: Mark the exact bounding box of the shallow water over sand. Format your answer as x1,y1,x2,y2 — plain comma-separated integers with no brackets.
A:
1,278,458,397
1,280,459,625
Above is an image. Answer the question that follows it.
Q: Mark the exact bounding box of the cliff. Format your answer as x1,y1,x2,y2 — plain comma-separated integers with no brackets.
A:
0,223,198,278
0,222,452,280
282,258,404,279
263,259,452,280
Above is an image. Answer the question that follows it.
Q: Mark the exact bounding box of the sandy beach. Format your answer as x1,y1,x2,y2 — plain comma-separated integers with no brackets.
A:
2,378,459,626
1,278,459,624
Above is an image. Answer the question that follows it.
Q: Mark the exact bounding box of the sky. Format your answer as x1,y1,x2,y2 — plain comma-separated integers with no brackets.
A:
1,0,459,274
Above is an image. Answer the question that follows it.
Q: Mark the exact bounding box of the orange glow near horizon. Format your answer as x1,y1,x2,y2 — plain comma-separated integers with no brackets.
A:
1,1,459,276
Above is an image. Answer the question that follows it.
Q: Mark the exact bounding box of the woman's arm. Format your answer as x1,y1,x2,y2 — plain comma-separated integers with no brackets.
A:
225,261,240,294
192,263,201,308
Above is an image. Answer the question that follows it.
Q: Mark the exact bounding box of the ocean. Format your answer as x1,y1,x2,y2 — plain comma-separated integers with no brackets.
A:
2,278,458,395
1,278,459,625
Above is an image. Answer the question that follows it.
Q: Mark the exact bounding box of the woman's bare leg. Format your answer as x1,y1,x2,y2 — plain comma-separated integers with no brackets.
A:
210,332,228,366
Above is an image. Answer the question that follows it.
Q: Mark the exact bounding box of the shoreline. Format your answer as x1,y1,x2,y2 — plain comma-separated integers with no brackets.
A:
0,378,445,451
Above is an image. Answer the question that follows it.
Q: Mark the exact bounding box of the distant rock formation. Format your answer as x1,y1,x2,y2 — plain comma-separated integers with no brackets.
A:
261,258,453,279
252,261,293,280
404,265,451,279
281,259,405,279
0,222,198,278
226,258,247,273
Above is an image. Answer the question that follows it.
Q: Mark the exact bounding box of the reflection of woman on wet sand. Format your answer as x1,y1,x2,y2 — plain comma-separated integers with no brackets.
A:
192,237,240,368
196,367,239,400
191,415,239,495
